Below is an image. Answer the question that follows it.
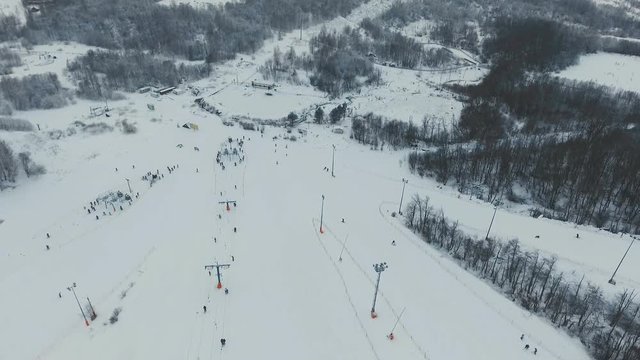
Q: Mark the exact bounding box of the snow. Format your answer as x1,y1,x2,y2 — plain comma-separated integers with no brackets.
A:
557,52,640,93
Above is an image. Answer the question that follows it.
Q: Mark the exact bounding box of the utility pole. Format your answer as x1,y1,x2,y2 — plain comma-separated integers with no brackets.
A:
125,178,132,194
387,307,406,340
204,263,231,289
398,178,408,215
485,201,500,240
219,200,237,211
67,283,89,327
371,262,388,319
608,235,637,285
319,195,325,234
331,145,336,178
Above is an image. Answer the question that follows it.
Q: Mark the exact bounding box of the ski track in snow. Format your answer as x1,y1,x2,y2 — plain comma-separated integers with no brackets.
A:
316,218,431,360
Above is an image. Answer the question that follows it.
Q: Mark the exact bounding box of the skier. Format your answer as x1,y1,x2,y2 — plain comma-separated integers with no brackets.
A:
58,292,62,298
391,240,396,246
524,344,530,350
231,256,235,262
224,288,229,295
534,348,538,355
203,305,207,313
233,227,237,233
221,338,226,347
341,218,345,223
576,233,580,238
46,233,50,239
46,245,50,250
520,334,524,341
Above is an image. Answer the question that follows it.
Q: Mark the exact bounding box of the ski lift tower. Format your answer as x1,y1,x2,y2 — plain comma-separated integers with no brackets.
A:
219,200,237,211
204,263,231,289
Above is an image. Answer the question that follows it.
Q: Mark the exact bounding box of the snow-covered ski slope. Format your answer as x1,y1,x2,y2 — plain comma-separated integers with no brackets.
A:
0,95,592,359
0,0,638,358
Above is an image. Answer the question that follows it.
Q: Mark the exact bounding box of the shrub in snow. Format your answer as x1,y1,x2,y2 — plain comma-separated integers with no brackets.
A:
0,139,18,183
18,152,46,177
82,122,113,135
109,307,121,324
121,120,138,134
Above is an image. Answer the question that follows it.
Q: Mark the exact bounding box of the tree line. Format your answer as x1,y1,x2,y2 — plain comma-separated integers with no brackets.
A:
67,50,211,99
13,0,367,63
403,195,640,360
0,46,22,75
408,130,640,233
351,113,453,149
0,73,69,111
379,0,640,40
0,139,45,187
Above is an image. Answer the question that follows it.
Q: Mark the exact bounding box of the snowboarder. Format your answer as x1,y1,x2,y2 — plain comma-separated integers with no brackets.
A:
221,338,226,347
524,344,530,350
203,305,207,313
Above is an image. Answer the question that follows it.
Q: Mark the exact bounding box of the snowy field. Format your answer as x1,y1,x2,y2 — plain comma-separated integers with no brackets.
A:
558,52,640,93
